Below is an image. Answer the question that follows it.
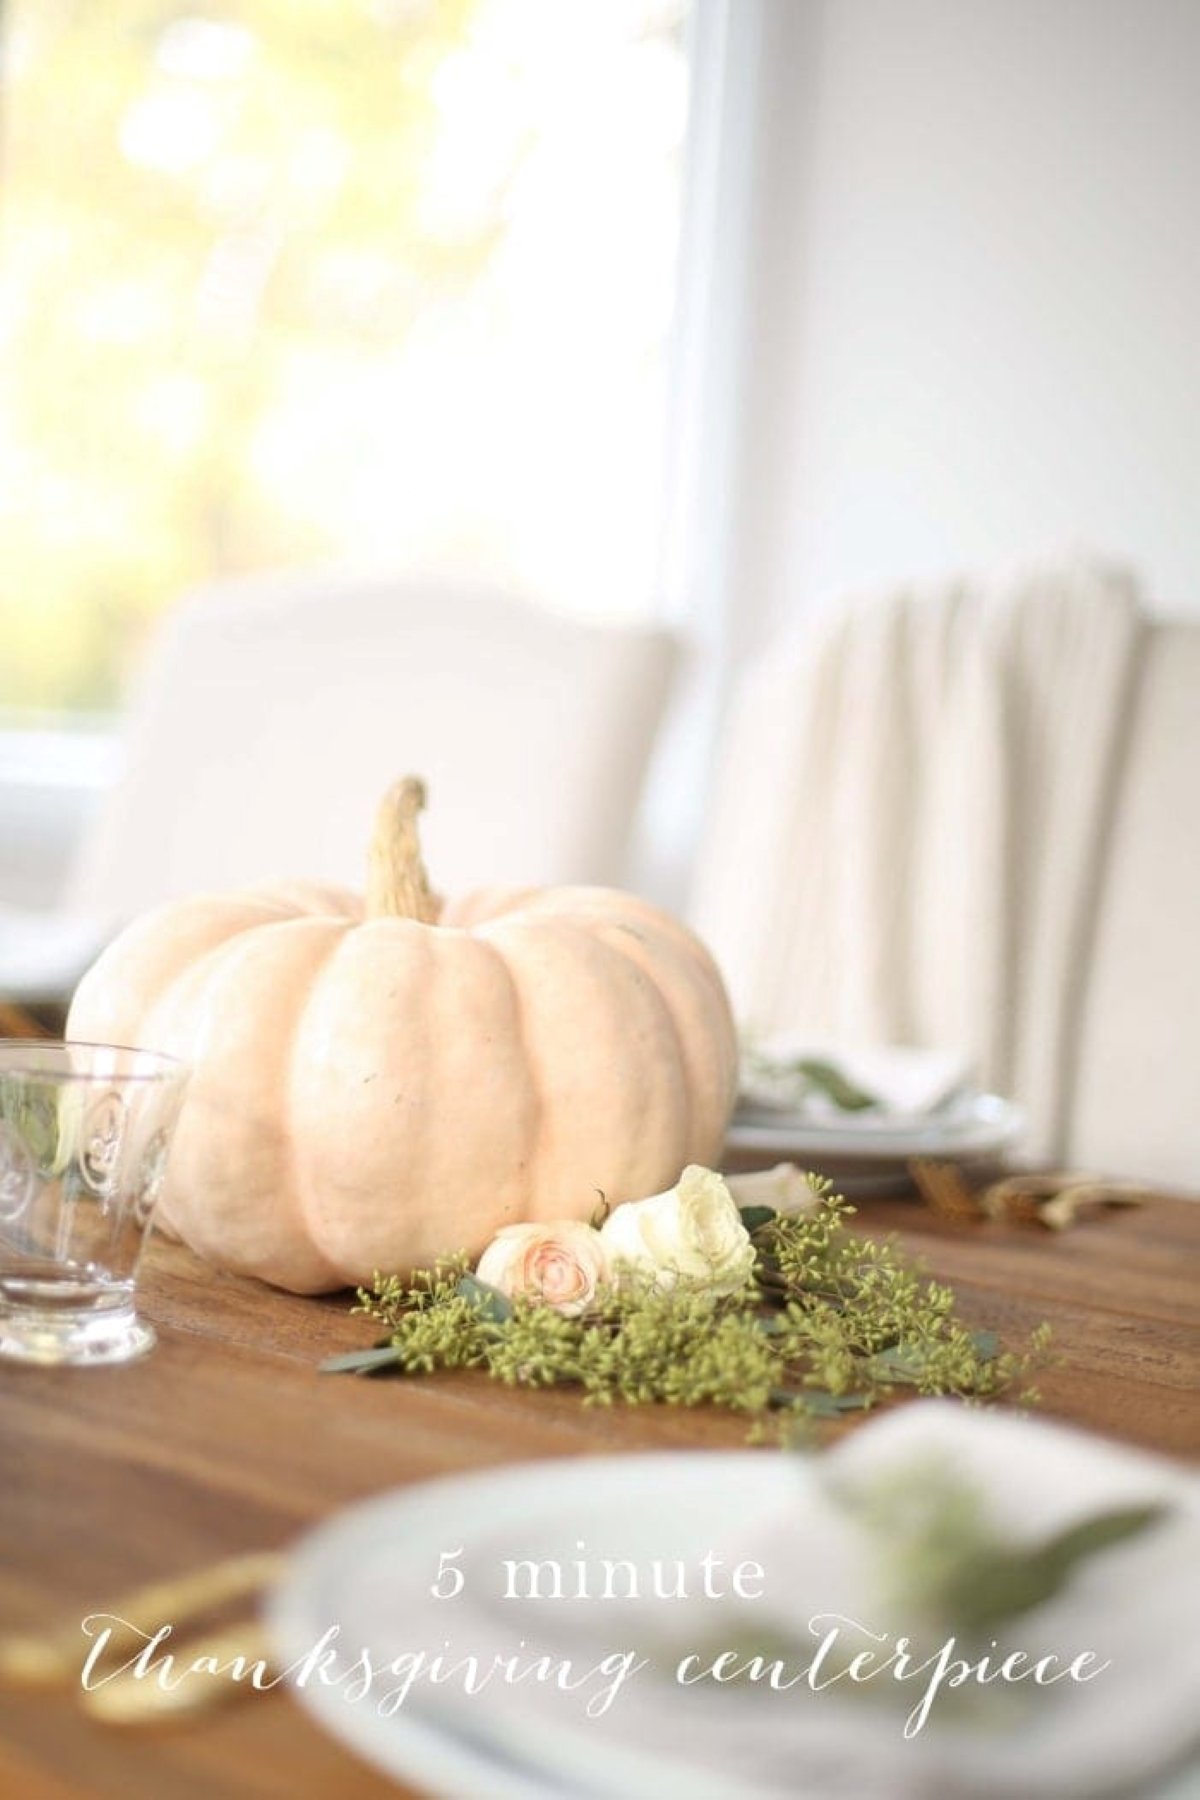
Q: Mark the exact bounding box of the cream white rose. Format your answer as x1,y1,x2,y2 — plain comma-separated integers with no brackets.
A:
599,1164,756,1295
475,1220,609,1316
725,1162,820,1216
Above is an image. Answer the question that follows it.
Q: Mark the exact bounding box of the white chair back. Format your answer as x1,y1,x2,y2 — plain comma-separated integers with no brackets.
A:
689,573,1199,1188
67,571,677,920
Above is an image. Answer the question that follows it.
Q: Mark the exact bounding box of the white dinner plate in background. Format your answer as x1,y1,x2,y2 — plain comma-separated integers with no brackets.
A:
725,1089,1023,1162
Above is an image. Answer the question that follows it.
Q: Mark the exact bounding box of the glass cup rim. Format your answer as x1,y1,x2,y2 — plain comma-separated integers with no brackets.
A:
0,1037,188,1083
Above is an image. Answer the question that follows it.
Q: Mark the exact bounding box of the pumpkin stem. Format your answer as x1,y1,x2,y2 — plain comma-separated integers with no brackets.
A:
365,777,440,922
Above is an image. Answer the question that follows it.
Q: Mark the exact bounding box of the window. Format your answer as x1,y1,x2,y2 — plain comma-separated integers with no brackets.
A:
0,0,691,714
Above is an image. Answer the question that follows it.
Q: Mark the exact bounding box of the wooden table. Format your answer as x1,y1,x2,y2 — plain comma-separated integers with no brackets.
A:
2,1189,1197,1799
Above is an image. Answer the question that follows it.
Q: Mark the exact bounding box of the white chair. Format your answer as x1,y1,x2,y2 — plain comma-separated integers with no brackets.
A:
0,570,677,1003
689,570,1200,1189
1068,620,1200,1188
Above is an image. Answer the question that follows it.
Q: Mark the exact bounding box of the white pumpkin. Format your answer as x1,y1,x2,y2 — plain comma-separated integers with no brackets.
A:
68,780,739,1292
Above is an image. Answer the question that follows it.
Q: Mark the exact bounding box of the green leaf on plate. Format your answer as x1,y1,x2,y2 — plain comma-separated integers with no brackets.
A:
925,1502,1170,1633
793,1057,879,1113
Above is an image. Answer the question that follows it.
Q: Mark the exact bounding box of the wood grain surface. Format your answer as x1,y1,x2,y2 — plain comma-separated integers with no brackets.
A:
2,1186,1197,1799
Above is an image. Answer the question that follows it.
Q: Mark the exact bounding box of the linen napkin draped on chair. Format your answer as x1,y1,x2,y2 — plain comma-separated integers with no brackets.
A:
690,558,1144,1158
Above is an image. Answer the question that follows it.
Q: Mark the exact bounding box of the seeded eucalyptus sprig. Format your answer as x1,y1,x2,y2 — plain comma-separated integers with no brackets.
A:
323,1185,1052,1438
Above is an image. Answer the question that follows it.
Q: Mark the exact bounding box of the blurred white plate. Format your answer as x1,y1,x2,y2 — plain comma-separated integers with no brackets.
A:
268,1406,1198,1800
726,1090,1023,1161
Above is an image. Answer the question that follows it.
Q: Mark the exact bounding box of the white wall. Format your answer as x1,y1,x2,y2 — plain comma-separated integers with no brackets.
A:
733,0,1200,648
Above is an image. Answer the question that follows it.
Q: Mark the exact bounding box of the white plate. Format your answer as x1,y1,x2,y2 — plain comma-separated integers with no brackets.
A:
268,1406,1199,1800
726,1090,1023,1161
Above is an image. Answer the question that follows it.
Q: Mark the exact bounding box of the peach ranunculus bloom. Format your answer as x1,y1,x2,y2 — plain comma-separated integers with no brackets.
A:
474,1220,610,1317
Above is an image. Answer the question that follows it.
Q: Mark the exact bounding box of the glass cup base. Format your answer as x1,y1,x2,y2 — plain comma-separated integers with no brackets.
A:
0,1295,157,1367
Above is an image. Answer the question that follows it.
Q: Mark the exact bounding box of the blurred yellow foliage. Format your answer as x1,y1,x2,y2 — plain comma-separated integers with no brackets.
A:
0,0,496,712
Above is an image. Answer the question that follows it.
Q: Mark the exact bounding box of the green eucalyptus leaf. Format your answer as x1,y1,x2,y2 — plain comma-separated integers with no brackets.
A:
320,1344,408,1376
922,1501,1169,1634
846,1462,1169,1639
1032,1502,1169,1588
739,1205,778,1233
793,1058,878,1113
795,1390,875,1417
457,1274,514,1323
866,1344,925,1383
